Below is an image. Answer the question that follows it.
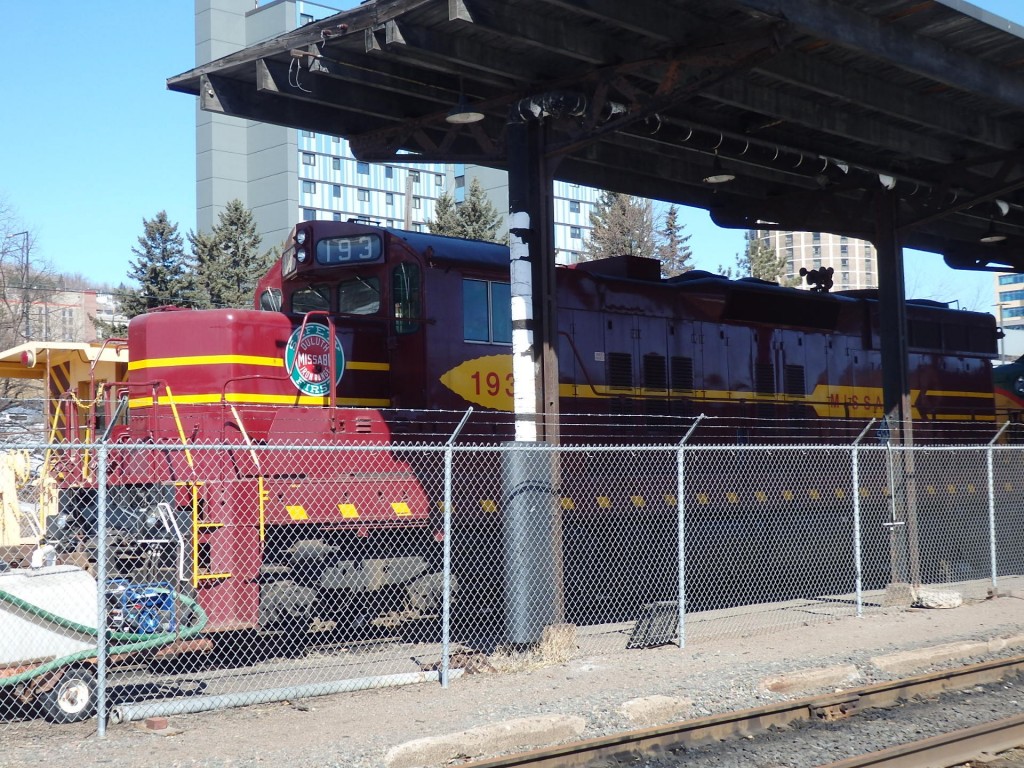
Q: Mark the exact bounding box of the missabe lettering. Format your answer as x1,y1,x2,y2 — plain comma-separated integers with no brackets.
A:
298,353,329,368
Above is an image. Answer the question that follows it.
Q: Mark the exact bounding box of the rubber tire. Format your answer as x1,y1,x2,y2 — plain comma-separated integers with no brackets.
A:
39,666,97,724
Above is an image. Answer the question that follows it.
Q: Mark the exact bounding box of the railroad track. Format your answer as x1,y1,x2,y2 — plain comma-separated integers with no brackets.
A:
457,655,1024,768
816,714,1024,767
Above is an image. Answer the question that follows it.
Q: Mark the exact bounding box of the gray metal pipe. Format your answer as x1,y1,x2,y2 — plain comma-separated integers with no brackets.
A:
108,668,463,724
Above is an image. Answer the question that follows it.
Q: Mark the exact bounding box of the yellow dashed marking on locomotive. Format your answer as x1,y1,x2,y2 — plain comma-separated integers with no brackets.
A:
696,493,709,505
664,494,676,505
782,490,794,501
809,489,820,500
597,496,611,508
338,504,359,519
391,502,411,517
631,495,645,508
1005,482,1014,493
967,483,976,493
754,491,767,503
835,489,845,499
726,492,739,504
860,487,870,497
480,499,497,513
286,505,308,521
926,485,936,495
947,484,957,495
560,498,575,510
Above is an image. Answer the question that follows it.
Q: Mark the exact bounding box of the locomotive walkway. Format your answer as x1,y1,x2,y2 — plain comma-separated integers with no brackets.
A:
5,578,1024,767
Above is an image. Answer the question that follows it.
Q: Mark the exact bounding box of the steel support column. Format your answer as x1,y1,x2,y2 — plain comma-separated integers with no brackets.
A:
874,189,909,424
507,117,560,444
874,187,920,589
506,114,565,627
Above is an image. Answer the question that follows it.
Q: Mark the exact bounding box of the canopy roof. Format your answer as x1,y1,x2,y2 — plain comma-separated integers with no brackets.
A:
169,0,1024,272
0,342,127,382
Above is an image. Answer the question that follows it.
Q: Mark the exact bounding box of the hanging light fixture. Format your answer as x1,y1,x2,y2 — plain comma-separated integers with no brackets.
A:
980,220,1007,244
703,153,735,184
446,78,484,124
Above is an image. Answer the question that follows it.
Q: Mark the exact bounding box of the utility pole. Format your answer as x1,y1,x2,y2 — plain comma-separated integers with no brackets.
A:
403,172,414,230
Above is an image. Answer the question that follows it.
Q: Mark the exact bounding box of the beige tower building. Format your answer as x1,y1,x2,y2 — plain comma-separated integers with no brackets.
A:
755,230,877,291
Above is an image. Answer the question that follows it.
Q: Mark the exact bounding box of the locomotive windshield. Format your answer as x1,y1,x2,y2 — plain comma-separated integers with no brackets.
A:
288,279,382,315
338,277,381,314
316,234,382,265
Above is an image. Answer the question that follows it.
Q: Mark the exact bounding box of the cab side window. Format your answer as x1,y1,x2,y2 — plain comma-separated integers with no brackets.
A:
392,263,421,334
259,288,282,311
463,279,511,344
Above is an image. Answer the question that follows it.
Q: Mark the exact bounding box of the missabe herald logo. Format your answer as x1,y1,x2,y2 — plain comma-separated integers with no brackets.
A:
285,325,346,396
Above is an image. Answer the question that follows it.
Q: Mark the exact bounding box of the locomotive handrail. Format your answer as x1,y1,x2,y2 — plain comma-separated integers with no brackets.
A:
228,404,261,471
557,330,615,398
100,392,129,443
163,385,195,471
219,373,292,408
228,403,267,542
154,501,188,583
86,336,127,377
290,310,339,421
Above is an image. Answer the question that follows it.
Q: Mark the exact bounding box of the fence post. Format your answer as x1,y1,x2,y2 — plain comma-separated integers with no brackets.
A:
988,422,1010,593
441,408,473,689
676,415,705,649
95,442,109,737
852,419,876,618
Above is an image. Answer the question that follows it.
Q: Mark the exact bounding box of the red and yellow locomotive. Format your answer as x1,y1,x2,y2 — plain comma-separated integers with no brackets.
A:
42,219,1000,636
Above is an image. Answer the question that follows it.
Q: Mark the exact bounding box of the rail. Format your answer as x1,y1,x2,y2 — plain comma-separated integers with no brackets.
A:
817,713,1024,767
456,655,1024,768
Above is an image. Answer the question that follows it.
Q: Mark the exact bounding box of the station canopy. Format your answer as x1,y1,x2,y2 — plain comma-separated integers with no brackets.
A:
169,0,1024,273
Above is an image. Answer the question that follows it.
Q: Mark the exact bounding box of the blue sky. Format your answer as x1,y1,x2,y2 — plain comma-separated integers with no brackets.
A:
0,0,1021,308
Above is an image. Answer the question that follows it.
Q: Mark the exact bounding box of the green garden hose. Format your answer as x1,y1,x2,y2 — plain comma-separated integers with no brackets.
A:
0,583,208,687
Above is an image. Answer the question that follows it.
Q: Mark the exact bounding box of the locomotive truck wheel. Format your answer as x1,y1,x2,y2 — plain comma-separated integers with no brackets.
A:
39,666,97,724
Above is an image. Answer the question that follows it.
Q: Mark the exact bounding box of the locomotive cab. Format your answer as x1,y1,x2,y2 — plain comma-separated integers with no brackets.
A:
254,220,428,410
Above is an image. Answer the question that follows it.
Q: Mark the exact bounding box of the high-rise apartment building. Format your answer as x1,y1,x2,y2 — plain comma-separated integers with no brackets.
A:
196,0,599,260
754,230,877,291
995,273,1024,359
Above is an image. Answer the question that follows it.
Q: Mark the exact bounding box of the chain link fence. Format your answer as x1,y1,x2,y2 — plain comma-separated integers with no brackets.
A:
1,421,1023,732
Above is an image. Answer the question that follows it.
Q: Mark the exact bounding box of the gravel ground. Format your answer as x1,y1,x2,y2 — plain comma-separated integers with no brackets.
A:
614,677,1024,768
4,593,1024,768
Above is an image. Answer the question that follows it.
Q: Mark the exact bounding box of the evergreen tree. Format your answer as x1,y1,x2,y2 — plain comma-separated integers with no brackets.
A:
428,192,462,237
191,200,267,309
187,229,216,310
728,230,797,285
655,204,693,277
117,211,196,321
428,178,503,243
583,191,656,260
457,177,503,242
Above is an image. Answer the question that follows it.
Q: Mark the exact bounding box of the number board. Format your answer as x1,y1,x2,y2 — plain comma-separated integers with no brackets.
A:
316,235,382,265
